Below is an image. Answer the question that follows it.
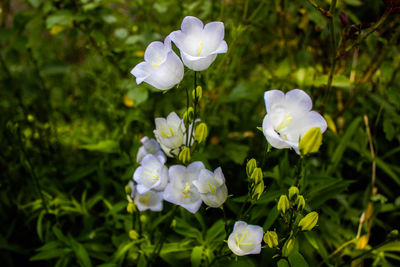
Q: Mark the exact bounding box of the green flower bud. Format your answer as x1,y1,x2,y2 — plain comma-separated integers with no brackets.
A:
140,215,147,223
125,185,132,195
251,179,264,200
246,159,257,178
277,195,290,214
183,107,194,124
127,202,136,214
264,231,279,248
192,85,202,102
129,230,139,240
194,122,208,143
282,237,295,257
299,127,323,156
250,167,263,185
296,195,306,211
288,186,299,201
298,211,319,231
178,147,191,164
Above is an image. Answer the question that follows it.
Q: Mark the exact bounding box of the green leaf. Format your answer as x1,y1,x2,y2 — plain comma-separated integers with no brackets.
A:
46,11,75,28
128,87,149,106
288,251,309,267
377,241,400,252
262,206,279,229
205,220,225,242
191,246,203,267
30,249,66,261
79,140,119,153
37,210,45,241
225,143,249,165
277,259,290,267
69,237,92,267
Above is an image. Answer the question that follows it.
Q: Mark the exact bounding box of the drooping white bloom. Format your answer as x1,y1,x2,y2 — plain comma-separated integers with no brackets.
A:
227,221,264,256
133,154,169,194
192,167,228,208
163,161,205,213
169,16,228,71
134,189,164,212
136,136,166,164
262,89,327,154
130,36,184,90
154,112,193,157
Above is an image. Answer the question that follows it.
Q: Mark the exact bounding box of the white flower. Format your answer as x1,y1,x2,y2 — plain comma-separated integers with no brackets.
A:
134,189,164,212
133,154,169,193
154,112,193,157
136,136,166,164
169,16,228,71
130,37,184,90
262,89,327,154
227,221,264,256
192,167,228,208
163,161,205,213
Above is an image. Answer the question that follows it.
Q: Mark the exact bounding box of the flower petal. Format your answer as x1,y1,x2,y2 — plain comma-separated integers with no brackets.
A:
181,16,204,35
210,40,228,55
264,90,285,114
262,115,291,149
202,21,225,53
144,41,168,64
181,51,217,71
130,62,151,84
168,165,186,182
285,89,312,111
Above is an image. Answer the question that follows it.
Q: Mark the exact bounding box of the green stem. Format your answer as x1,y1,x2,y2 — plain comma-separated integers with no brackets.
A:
324,0,337,108
338,239,392,266
305,0,331,18
185,85,190,147
189,72,198,149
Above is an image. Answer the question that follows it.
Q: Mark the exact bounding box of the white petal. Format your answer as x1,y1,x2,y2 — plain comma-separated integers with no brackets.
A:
285,89,312,111
144,41,167,64
181,51,217,71
202,21,225,53
181,16,204,35
167,112,182,129
264,90,285,114
213,167,225,183
210,40,228,55
169,165,186,182
181,199,202,214
136,146,147,163
187,161,205,177
262,115,291,149
130,62,151,84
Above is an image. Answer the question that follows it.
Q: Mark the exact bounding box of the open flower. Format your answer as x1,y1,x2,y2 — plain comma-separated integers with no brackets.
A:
133,154,169,194
154,112,193,157
130,37,184,90
134,189,164,212
169,16,228,71
228,221,264,256
262,89,327,154
192,167,228,208
136,136,166,164
163,161,205,213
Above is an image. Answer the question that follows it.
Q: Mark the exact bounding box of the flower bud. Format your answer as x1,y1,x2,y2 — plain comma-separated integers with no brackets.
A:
299,127,323,156
127,202,136,214
277,195,290,214
288,186,299,201
183,107,194,124
178,147,191,164
250,168,263,185
298,211,319,231
264,231,279,248
194,122,208,143
125,185,133,195
192,85,202,102
246,159,257,178
251,179,264,200
296,195,306,211
282,237,295,257
140,215,147,223
129,230,139,240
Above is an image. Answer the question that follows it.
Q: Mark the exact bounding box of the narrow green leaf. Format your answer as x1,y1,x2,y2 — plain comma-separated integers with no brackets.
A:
288,251,309,267
191,246,203,267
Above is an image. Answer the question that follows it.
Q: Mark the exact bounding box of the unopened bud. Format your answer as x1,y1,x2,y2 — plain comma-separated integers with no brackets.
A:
298,211,319,231
183,107,194,124
192,85,202,102
129,230,139,240
140,215,147,223
125,185,132,195
194,123,208,143
246,159,257,178
388,229,399,240
127,202,136,214
250,168,263,185
178,147,191,164
251,179,264,200
277,195,290,214
299,127,323,156
296,195,306,211
264,231,279,248
282,237,295,257
288,186,299,201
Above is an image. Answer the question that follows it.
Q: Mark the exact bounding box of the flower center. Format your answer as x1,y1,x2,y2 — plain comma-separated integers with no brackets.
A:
276,112,293,132
144,170,159,181
196,38,204,57
235,231,253,249
151,55,163,68
182,183,192,198
207,182,217,195
160,127,174,138
139,192,152,206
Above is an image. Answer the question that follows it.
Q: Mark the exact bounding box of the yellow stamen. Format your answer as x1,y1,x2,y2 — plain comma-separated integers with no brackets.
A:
152,62,159,68
196,38,204,57
139,192,152,205
208,182,217,195
235,231,252,248
182,183,192,198
144,170,159,181
276,112,293,131
160,127,174,138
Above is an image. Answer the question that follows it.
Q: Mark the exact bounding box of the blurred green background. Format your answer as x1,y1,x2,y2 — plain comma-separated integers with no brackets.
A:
1,0,400,266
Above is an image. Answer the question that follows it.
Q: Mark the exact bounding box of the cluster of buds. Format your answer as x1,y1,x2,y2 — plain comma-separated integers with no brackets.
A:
246,159,265,200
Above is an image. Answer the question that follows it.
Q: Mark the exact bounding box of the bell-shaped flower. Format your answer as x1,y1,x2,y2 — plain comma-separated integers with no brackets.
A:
262,89,327,154
154,112,193,157
169,16,228,71
134,188,164,212
163,161,205,213
130,36,184,90
133,154,169,194
136,136,166,164
192,167,228,208
227,221,264,256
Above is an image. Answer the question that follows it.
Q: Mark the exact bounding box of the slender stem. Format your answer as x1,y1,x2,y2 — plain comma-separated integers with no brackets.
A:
188,72,198,149
338,239,391,266
324,0,337,108
305,0,331,18
185,85,190,147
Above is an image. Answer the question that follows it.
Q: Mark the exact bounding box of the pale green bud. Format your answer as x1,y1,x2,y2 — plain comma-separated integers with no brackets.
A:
194,123,208,143
140,215,147,223
183,107,194,124
251,179,264,200
299,127,323,156
250,168,263,185
277,195,290,214
298,211,319,231
125,185,132,195
192,85,202,102
127,202,136,214
129,230,139,240
282,237,295,257
288,186,299,201
178,147,191,164
263,231,279,248
296,195,306,211
246,159,257,178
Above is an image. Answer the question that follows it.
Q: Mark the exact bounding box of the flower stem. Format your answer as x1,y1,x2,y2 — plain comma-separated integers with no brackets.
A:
324,0,337,109
189,71,198,149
